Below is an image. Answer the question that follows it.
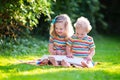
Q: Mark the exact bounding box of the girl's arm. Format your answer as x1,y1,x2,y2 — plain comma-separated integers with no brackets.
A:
48,44,56,55
66,45,73,58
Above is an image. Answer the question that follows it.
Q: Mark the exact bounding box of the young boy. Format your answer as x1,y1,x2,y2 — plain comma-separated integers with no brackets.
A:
66,16,95,68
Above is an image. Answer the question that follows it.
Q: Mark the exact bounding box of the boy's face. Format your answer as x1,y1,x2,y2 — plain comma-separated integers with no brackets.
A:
55,22,66,36
75,27,87,40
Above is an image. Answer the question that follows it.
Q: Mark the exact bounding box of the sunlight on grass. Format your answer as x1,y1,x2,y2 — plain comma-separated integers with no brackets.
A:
0,35,120,80
0,56,120,74
14,68,77,76
0,56,120,80
93,62,120,73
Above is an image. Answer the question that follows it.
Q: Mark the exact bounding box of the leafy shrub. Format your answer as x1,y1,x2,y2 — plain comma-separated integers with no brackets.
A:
0,0,52,39
0,36,49,56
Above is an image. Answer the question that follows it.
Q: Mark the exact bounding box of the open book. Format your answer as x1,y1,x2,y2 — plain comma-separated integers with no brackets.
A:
40,55,84,65
40,55,94,67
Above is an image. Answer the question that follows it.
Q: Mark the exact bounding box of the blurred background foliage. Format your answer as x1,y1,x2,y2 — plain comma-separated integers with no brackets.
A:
0,0,120,55
0,0,52,40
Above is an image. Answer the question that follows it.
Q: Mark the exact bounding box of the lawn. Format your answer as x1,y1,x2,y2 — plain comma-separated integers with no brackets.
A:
0,35,120,80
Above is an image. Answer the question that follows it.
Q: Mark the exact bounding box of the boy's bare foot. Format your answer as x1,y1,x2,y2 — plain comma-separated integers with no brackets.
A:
48,57,59,66
93,62,101,66
81,61,89,68
61,60,71,67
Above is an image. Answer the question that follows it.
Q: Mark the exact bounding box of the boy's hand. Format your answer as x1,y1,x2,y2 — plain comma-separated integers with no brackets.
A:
84,57,92,64
61,51,67,55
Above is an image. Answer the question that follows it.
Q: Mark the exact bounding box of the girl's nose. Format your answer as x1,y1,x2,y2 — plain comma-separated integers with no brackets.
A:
58,30,61,32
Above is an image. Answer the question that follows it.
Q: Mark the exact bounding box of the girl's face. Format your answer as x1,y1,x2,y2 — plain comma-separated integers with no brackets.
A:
55,22,66,36
76,28,87,40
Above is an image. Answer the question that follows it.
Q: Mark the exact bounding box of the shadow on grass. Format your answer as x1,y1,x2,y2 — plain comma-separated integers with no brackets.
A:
2,68,120,80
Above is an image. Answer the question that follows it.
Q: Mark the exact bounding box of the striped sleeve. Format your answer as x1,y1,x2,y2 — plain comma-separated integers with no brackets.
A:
67,37,73,46
88,37,95,49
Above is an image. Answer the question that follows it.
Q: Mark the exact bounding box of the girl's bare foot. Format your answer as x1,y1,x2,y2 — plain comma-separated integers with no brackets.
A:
61,60,71,67
39,59,49,65
48,57,59,66
19,60,37,65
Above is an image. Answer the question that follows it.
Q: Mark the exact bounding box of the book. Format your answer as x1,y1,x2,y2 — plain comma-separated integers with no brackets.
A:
40,55,84,65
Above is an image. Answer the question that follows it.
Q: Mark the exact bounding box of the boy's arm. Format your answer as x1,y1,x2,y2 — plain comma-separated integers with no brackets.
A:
89,48,95,58
87,48,95,60
87,37,95,61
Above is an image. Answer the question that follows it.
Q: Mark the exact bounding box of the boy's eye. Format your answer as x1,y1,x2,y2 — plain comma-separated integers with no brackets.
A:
81,34,83,35
77,33,79,35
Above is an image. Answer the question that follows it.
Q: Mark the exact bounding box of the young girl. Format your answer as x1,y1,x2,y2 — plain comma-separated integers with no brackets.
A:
66,16,96,68
48,14,74,67
20,14,74,67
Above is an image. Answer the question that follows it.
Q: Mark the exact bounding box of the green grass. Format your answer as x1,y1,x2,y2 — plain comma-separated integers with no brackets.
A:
0,35,120,80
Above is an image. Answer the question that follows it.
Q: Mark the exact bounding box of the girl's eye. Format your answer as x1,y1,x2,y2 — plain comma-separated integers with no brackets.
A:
60,28,63,30
55,28,58,29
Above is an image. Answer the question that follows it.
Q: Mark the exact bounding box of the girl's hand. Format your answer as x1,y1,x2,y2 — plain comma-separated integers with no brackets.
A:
52,50,56,55
67,54,73,58
56,50,62,55
56,50,66,55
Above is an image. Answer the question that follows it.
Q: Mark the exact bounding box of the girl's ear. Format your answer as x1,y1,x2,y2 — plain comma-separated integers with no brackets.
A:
73,34,77,36
65,22,68,28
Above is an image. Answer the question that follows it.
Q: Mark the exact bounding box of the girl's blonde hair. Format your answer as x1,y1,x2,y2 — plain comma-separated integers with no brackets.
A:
50,14,74,38
74,16,92,33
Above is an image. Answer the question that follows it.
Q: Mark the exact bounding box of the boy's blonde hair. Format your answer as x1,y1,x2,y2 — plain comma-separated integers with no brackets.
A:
50,14,74,38
74,16,92,33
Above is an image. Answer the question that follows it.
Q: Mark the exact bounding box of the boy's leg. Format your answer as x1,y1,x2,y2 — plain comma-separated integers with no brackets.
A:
81,61,89,68
71,64,83,68
81,60,94,68
61,60,71,67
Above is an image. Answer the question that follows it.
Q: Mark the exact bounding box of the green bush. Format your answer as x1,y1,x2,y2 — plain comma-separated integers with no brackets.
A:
0,36,48,56
0,0,52,39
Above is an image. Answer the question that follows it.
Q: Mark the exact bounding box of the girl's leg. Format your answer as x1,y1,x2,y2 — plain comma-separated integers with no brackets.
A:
38,59,49,65
19,59,49,66
48,57,59,66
